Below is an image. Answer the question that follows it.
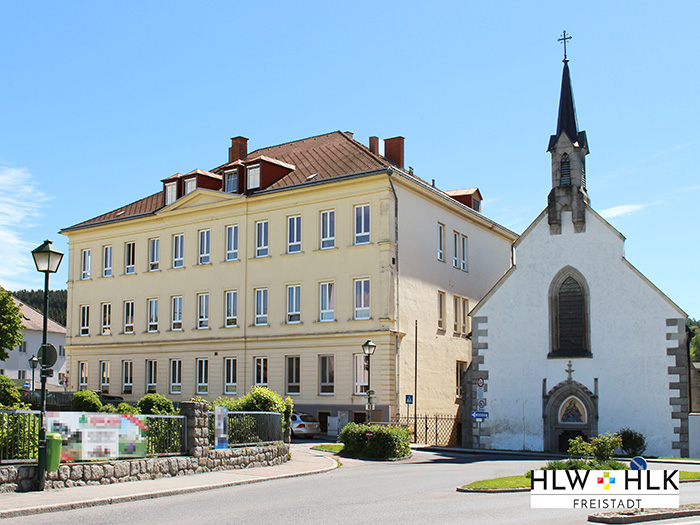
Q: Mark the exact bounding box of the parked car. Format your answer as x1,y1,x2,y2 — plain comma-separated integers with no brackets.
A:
290,412,321,438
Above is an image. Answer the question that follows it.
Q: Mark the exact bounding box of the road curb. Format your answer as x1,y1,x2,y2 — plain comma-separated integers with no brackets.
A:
456,487,529,493
588,506,700,523
0,456,339,520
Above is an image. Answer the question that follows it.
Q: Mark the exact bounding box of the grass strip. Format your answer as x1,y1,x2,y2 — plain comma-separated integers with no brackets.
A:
462,475,530,490
312,444,344,453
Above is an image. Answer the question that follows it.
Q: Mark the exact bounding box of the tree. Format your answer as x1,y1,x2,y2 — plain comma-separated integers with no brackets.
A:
689,318,700,362
0,287,23,361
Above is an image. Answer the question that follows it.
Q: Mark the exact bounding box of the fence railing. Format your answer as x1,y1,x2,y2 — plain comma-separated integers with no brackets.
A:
209,411,283,446
0,410,40,464
391,414,461,447
146,414,187,456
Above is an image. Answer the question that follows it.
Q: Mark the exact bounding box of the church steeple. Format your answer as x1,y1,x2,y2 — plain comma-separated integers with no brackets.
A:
547,35,590,235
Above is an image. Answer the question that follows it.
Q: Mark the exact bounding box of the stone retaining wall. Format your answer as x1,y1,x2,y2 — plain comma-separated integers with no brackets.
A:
0,442,290,492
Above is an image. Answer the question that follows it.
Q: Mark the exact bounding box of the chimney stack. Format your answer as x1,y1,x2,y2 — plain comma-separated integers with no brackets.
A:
369,136,380,155
228,136,249,163
384,136,404,169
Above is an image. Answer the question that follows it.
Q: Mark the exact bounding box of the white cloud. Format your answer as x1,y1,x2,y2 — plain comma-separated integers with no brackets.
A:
599,204,646,219
0,166,50,290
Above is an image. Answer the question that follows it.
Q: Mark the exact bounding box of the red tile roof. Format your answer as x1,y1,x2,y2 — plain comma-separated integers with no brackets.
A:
63,191,164,231
13,297,65,334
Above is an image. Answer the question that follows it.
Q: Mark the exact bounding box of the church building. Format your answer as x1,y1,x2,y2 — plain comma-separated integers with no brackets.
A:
463,56,690,457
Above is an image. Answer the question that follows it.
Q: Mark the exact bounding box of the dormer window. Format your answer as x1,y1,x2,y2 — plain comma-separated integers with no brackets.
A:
472,198,481,212
560,154,571,187
184,178,196,195
224,170,238,193
247,164,260,190
165,182,177,205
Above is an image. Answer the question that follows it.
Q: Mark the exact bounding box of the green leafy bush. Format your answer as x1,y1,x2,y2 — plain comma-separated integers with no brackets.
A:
117,402,138,414
0,375,21,407
339,423,411,460
99,403,119,413
619,428,647,457
213,386,292,431
540,432,627,472
71,390,103,412
137,393,176,415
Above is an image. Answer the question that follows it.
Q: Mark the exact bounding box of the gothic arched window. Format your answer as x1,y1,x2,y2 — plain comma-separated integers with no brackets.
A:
560,153,571,187
549,268,591,358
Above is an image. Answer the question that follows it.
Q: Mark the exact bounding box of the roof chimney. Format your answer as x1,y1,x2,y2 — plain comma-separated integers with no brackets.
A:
384,136,404,169
369,136,380,155
228,136,248,163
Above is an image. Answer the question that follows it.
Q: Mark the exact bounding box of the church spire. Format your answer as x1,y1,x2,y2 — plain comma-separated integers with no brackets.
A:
555,61,579,145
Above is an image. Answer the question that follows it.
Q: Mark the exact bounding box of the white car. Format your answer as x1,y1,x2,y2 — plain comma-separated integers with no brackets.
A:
290,412,321,438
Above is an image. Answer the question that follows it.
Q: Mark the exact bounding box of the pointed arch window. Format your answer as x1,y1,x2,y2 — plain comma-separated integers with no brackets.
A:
549,269,590,358
560,154,571,187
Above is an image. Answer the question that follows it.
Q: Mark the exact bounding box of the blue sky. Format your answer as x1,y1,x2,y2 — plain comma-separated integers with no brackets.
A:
1,2,698,318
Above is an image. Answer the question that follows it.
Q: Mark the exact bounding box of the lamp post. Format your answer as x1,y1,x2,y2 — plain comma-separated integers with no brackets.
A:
31,240,63,491
29,355,39,392
361,339,376,423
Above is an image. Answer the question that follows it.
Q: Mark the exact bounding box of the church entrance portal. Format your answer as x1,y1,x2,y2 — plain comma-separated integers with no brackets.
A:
558,430,587,453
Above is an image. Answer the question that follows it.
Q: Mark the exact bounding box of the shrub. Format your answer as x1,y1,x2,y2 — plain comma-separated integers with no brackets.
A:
99,403,119,413
619,428,647,457
568,432,621,463
137,393,175,415
339,423,411,460
117,402,138,414
213,386,293,431
71,390,103,412
0,375,21,407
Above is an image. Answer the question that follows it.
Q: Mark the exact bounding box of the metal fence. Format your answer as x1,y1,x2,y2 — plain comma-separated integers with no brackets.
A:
209,411,283,446
0,409,40,464
145,414,187,456
392,414,461,447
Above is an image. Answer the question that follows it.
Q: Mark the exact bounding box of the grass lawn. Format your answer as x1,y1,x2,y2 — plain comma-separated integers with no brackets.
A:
311,444,344,453
681,471,700,481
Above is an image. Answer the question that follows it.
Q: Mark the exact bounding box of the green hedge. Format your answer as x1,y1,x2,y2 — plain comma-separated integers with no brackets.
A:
71,390,103,412
339,423,411,460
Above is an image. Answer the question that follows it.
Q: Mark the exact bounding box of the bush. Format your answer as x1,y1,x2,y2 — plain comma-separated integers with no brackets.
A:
71,390,103,412
568,432,621,462
117,402,138,414
213,386,293,431
0,375,21,407
137,393,176,415
339,423,411,460
99,403,119,413
619,428,647,457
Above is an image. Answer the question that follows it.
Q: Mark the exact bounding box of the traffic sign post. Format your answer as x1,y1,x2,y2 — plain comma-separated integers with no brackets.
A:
365,430,374,439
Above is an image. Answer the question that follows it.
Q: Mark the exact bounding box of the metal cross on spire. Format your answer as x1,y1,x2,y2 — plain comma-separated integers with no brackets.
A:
566,360,575,381
558,30,572,62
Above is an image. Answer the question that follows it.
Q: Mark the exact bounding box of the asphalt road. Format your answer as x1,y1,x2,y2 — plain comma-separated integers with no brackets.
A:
8,448,700,525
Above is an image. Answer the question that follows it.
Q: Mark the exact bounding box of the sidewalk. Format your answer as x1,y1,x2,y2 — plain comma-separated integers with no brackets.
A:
0,444,338,519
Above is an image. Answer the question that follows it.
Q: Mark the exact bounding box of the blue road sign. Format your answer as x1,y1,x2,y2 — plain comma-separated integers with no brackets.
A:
470,411,489,419
405,395,413,405
630,456,647,471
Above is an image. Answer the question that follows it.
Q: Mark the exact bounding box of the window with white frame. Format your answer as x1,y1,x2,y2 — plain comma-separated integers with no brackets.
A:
354,204,370,244
184,178,196,195
255,220,268,257
287,215,301,253
354,354,369,394
165,182,177,205
125,242,135,274
287,285,301,323
320,210,335,249
319,355,334,394
147,298,159,332
438,291,445,330
354,279,370,319
197,293,209,329
173,234,184,268
101,302,111,335
226,225,238,261
81,249,91,280
247,164,260,190
319,282,334,321
437,223,445,261
456,361,469,398
123,300,134,334
453,231,459,268
225,290,238,327
99,361,110,392
453,295,460,333
171,296,183,330
460,234,468,271
146,360,157,393
197,358,209,394
286,356,300,395
170,359,182,394
461,297,469,334
122,360,133,394
198,229,210,264
58,345,65,357
254,356,268,386
18,341,26,352
224,169,238,193
79,361,88,390
254,288,268,326
148,238,160,271
224,357,237,394
80,305,90,336
103,245,112,277
18,370,26,380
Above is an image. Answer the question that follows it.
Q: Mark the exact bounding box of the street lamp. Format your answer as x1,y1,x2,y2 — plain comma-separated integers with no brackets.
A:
362,340,376,423
31,240,63,491
29,355,39,392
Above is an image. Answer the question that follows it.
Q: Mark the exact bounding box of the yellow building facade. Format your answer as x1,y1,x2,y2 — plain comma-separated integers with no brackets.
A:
61,132,515,424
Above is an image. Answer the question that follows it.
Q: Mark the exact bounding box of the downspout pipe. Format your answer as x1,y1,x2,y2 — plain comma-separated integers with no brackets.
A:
388,169,401,416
